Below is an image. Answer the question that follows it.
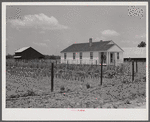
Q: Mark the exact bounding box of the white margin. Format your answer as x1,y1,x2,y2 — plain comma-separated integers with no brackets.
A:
2,2,149,121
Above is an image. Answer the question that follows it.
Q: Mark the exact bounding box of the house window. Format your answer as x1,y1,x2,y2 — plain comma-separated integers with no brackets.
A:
117,52,119,59
64,53,67,60
110,53,113,63
73,53,76,59
90,52,93,59
80,52,82,59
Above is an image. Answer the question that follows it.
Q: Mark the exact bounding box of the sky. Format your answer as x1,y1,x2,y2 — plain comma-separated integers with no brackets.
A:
6,5,146,55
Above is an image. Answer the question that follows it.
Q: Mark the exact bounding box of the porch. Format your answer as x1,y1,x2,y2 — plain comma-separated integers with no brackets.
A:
98,52,122,66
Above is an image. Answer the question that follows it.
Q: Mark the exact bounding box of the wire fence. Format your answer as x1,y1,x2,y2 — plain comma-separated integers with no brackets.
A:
6,59,146,92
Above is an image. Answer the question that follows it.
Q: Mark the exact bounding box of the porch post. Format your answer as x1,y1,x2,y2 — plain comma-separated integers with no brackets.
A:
114,52,117,66
106,52,109,65
108,52,110,65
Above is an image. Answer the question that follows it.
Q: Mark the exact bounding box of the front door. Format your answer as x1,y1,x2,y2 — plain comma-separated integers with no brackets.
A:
110,52,114,63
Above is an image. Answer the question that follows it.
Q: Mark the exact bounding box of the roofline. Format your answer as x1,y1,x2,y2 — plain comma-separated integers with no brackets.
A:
61,50,111,53
15,47,44,56
31,47,44,56
15,47,31,53
60,40,120,53
60,40,112,53
112,41,124,52
60,46,120,53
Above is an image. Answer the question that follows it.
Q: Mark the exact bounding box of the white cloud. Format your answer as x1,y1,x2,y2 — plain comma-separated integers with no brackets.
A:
135,33,146,39
9,13,68,30
43,39,51,42
95,36,106,41
101,30,120,36
33,42,47,47
39,31,45,34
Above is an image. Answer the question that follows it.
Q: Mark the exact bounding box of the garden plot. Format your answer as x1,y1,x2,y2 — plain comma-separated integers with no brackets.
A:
6,60,146,108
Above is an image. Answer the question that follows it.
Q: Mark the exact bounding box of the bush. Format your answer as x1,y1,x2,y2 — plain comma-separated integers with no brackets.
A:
22,90,36,97
105,70,116,78
60,86,65,92
86,83,90,89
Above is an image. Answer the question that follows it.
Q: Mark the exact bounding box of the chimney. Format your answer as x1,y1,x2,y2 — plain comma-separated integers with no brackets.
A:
89,38,92,46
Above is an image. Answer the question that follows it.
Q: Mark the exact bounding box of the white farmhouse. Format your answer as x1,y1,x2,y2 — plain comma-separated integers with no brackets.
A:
60,38,124,65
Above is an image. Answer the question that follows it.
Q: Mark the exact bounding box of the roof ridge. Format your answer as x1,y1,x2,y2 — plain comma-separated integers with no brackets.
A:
72,40,111,45
15,46,31,53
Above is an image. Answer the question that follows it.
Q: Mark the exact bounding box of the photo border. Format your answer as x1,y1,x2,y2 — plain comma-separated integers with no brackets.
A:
1,1,149,121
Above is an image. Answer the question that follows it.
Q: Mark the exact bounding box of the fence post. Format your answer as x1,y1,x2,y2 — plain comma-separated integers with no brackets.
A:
67,60,68,69
51,63,54,92
96,60,97,66
101,52,103,86
136,60,138,73
132,60,134,82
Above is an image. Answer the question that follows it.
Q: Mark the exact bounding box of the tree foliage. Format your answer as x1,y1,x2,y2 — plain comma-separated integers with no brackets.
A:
138,41,146,47
6,54,14,59
44,55,60,59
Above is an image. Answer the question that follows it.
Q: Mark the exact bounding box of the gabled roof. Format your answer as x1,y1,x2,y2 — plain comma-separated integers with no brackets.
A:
122,47,146,58
61,40,117,53
15,47,30,53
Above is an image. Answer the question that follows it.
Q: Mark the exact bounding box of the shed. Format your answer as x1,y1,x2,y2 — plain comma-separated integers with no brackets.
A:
122,47,146,62
14,47,44,60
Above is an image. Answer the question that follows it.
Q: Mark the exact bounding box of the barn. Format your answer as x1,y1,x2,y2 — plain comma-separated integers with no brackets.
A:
60,38,124,66
122,47,146,62
14,47,44,60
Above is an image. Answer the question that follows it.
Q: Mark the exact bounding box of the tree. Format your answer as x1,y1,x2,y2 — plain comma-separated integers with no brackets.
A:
138,41,146,47
6,54,13,59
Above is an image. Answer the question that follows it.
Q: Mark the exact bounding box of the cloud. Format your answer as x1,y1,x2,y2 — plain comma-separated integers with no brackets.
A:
101,30,120,36
135,33,146,39
39,31,45,34
121,40,141,45
94,36,106,41
33,42,47,47
9,13,68,30
43,39,51,42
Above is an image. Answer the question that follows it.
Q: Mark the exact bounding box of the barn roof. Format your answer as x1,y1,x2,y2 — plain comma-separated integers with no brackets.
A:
15,47,30,53
61,40,117,53
122,47,146,59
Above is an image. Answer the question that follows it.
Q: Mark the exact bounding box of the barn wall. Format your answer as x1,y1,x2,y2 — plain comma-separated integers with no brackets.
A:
21,48,44,59
124,58,146,62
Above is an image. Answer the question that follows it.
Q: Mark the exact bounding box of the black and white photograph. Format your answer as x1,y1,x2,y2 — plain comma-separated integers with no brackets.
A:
2,2,148,121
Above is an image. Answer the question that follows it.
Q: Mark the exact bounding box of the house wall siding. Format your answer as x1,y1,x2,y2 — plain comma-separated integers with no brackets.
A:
61,52,99,64
118,52,123,63
61,51,123,65
107,45,123,52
